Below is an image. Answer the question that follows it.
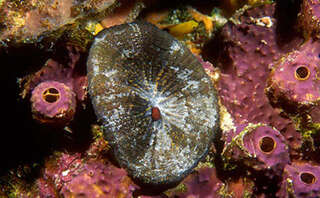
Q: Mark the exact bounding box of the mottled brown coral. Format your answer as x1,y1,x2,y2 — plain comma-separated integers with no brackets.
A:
87,21,219,185
298,0,320,39
0,0,118,44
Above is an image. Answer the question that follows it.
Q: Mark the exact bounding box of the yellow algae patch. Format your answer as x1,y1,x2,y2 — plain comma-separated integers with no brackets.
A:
168,20,198,37
85,22,104,35
94,23,104,35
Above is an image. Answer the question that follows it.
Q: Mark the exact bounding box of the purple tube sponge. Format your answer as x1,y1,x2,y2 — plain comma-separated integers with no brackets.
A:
30,81,76,125
21,46,88,126
214,3,303,150
222,123,290,175
266,40,320,115
298,0,320,39
60,161,138,198
278,162,320,198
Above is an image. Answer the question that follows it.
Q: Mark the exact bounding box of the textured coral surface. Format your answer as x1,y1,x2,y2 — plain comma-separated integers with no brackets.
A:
87,21,219,185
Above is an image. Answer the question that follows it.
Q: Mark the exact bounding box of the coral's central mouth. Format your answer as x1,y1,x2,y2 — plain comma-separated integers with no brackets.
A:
295,66,310,80
259,136,276,153
300,172,316,185
42,87,60,103
151,107,161,121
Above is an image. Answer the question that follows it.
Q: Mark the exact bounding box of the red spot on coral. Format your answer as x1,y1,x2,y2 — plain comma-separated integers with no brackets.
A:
151,107,161,121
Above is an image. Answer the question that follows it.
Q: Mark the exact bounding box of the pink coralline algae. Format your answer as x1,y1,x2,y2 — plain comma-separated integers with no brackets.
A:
222,123,290,176
266,40,320,114
36,178,59,198
31,81,76,125
37,134,137,198
298,0,320,39
278,162,320,198
43,152,83,191
60,161,139,198
215,3,303,151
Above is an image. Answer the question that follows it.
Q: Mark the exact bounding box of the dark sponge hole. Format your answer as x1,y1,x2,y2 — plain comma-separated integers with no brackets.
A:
259,136,276,153
300,172,316,185
295,66,310,80
43,87,60,103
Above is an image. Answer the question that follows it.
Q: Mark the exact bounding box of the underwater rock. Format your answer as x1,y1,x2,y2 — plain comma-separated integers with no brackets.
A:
60,160,138,198
87,21,219,185
222,123,290,176
101,1,145,29
278,162,320,198
31,81,76,125
0,0,118,45
166,167,224,198
224,177,255,198
298,0,320,39
266,40,320,115
36,178,59,198
214,3,303,150
43,152,83,191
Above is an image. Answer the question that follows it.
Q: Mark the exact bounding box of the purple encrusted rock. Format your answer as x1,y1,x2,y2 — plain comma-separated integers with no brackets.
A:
266,40,320,114
278,162,320,198
298,0,320,39
222,123,290,176
60,160,139,198
30,81,76,125
166,167,224,198
36,178,59,198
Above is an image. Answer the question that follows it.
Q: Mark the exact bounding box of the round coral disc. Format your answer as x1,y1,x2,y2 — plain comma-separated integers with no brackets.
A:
87,21,219,185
